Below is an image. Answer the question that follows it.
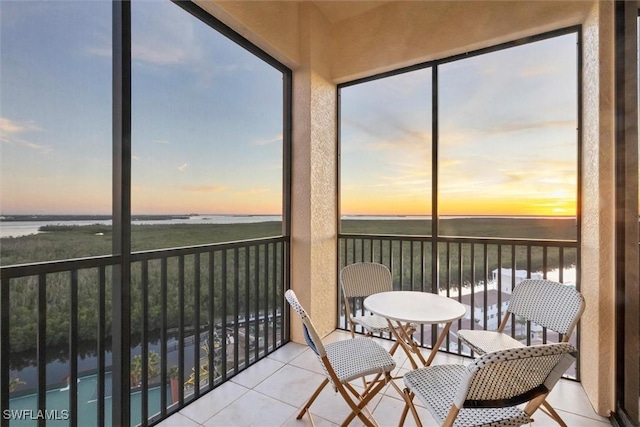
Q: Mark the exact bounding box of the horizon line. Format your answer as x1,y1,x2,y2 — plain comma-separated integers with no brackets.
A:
0,213,578,218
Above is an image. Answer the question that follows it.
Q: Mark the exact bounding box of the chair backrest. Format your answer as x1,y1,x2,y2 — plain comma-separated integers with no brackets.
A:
285,290,326,358
340,262,393,299
507,279,585,336
454,342,577,410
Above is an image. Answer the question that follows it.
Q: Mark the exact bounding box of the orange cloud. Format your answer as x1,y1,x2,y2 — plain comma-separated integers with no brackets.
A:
182,185,227,193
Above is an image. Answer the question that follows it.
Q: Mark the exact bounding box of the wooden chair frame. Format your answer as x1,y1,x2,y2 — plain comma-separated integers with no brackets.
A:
399,343,577,427
457,279,585,427
286,289,403,427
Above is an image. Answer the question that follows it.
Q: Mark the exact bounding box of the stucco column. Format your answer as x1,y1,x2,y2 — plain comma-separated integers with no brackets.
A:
580,0,615,416
290,2,338,343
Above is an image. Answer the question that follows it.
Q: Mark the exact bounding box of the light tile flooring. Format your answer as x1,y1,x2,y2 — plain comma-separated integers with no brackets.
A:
157,331,611,427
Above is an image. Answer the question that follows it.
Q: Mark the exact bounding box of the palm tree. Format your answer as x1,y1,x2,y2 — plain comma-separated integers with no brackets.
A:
147,351,160,381
130,351,160,388
9,377,25,393
130,355,143,388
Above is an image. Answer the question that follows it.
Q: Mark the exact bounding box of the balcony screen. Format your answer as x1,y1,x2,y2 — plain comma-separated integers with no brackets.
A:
0,1,113,265
339,32,578,241
439,34,578,240
340,69,433,235
131,1,285,251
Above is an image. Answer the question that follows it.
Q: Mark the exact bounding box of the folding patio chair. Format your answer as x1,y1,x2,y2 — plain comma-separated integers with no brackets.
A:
340,262,414,356
456,278,585,426
400,342,577,427
285,289,401,427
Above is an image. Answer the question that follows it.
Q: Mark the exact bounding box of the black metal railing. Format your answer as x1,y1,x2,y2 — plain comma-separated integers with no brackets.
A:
338,234,580,379
1,236,289,427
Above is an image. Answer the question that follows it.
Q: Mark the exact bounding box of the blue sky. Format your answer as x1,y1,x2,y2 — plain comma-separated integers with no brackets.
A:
1,0,283,215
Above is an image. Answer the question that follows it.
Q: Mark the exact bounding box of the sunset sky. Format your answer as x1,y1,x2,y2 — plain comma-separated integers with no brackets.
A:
340,33,578,216
1,1,283,216
1,2,577,217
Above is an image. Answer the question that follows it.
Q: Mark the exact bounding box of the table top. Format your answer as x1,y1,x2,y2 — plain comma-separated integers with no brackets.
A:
364,291,466,324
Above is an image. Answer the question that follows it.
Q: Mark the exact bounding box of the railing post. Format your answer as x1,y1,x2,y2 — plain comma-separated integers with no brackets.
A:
69,270,78,427
0,274,9,427
112,0,132,425
37,274,47,427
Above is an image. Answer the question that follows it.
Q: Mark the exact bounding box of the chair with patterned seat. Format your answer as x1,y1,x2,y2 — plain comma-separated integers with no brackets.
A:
340,262,414,357
400,342,577,427
285,289,402,426
341,262,393,336
456,278,585,426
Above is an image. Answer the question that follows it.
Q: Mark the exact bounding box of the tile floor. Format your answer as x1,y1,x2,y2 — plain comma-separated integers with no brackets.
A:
157,330,611,427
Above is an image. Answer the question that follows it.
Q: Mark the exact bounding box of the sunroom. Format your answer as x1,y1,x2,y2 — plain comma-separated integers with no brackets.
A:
0,1,638,427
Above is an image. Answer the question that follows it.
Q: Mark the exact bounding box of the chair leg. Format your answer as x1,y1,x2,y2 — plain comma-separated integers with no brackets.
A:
388,339,401,357
340,373,390,427
400,388,422,427
389,322,414,357
523,393,550,420
398,400,410,427
540,400,568,427
297,378,329,420
361,362,389,390
344,381,365,399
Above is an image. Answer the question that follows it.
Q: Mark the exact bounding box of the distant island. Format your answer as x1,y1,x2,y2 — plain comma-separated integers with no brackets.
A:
0,214,191,222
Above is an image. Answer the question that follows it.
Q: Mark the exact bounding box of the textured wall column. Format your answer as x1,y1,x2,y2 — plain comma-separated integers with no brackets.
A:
580,0,615,416
290,2,338,342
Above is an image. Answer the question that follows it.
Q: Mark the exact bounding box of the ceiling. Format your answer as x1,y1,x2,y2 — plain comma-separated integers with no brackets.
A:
310,0,391,23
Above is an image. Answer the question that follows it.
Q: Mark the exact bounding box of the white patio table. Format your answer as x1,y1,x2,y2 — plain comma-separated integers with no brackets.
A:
364,291,466,369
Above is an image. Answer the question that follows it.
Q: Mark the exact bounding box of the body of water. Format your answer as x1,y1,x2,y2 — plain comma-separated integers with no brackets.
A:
2,214,576,238
2,214,419,238
8,371,166,427
0,215,283,238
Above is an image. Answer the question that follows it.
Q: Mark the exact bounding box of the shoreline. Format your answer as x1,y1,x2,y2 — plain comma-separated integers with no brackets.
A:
1,214,191,222
1,214,574,222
